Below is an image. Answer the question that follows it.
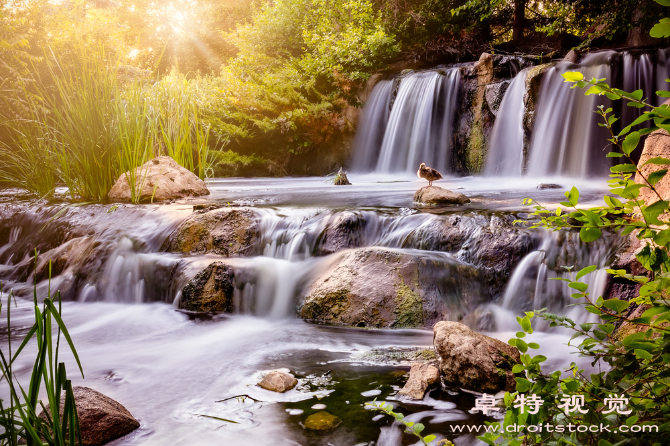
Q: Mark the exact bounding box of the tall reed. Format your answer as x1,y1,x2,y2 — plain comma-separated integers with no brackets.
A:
0,257,83,446
0,45,213,202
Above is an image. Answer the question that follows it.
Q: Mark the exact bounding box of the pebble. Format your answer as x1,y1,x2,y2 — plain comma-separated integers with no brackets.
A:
311,404,327,410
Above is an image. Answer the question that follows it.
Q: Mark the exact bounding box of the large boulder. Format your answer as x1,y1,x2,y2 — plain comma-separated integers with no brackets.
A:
179,262,235,312
314,212,367,255
162,207,260,256
299,248,483,328
397,363,440,400
40,387,139,446
433,321,520,393
635,129,670,206
414,186,470,205
108,156,209,202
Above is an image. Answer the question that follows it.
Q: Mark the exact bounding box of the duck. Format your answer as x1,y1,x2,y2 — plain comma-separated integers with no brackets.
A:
417,163,443,187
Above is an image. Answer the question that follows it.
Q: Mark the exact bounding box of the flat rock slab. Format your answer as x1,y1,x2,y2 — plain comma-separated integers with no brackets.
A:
40,386,139,446
304,411,342,431
398,363,440,400
258,370,298,393
433,321,520,393
414,186,470,205
108,156,209,202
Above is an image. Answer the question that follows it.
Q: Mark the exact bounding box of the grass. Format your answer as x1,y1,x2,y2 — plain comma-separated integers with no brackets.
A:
0,256,84,446
0,45,213,203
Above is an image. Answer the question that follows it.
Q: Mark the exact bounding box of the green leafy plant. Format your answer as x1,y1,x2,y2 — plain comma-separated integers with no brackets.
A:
366,400,449,445
0,256,84,445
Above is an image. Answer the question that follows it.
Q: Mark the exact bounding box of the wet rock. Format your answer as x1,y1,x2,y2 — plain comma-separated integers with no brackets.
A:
398,363,440,400
108,156,209,202
347,347,437,366
332,168,351,185
299,248,483,328
258,370,298,393
563,49,580,63
304,411,342,431
315,212,366,255
179,262,234,312
414,186,470,205
433,321,520,393
40,387,139,446
485,80,510,116
162,207,260,256
537,183,562,189
635,129,670,206
34,236,95,282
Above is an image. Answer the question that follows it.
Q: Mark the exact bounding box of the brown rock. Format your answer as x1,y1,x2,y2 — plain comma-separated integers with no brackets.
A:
162,207,260,256
40,387,139,446
397,363,440,400
635,129,670,206
108,156,209,202
299,248,483,328
304,411,342,431
433,321,520,393
563,49,580,64
180,262,235,312
414,186,470,205
257,370,298,393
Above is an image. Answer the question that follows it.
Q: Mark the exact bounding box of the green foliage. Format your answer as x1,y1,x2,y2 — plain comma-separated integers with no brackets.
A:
0,257,83,445
484,44,670,446
366,400,450,445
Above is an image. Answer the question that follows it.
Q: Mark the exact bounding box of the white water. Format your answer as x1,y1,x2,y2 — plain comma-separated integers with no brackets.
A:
484,68,529,176
353,70,461,173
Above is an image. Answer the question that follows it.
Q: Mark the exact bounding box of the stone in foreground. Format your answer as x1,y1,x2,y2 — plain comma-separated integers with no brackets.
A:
433,321,520,393
304,411,342,431
257,370,298,393
40,387,139,446
108,156,209,202
180,262,235,312
162,207,260,256
397,363,440,400
414,186,470,205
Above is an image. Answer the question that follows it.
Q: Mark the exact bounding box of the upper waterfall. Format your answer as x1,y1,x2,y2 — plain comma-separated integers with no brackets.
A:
352,69,461,173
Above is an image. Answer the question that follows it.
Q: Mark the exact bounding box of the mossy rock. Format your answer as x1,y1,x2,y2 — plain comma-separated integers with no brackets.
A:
304,411,342,431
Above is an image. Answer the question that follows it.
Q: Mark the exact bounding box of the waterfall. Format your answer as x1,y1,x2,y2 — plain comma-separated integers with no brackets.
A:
352,69,461,173
484,68,529,176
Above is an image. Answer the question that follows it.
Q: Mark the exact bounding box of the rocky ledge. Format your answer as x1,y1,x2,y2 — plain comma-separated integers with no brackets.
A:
414,186,470,205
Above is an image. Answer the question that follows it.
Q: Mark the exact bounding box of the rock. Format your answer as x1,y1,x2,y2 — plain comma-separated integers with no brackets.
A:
536,183,562,189
433,321,520,393
315,212,366,255
332,168,351,185
299,248,483,328
485,80,510,116
257,370,298,393
635,129,670,206
397,363,440,400
34,236,95,282
414,186,470,205
40,387,139,446
108,156,209,202
179,262,235,312
563,49,580,64
304,411,342,431
162,207,260,256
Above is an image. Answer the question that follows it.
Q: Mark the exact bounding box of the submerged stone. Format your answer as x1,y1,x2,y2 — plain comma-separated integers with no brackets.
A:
433,321,520,393
258,370,298,393
413,186,470,205
108,156,209,202
304,411,342,431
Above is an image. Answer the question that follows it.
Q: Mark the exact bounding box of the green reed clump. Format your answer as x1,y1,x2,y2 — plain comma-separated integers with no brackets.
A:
0,257,84,446
0,45,212,202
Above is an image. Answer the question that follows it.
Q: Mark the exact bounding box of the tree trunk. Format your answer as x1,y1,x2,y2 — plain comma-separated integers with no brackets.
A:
512,0,526,41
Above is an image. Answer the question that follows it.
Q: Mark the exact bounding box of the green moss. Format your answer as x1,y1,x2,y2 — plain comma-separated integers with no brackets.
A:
466,121,486,174
393,274,424,328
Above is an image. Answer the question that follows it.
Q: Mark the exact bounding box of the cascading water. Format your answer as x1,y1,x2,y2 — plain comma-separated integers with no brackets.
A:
353,69,461,173
484,68,529,176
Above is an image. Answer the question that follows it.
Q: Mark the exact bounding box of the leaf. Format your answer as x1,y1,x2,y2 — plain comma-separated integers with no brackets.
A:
521,316,531,332
634,349,653,360
598,440,613,446
568,281,588,292
565,380,579,392
424,434,436,443
580,227,602,242
512,364,525,373
610,163,637,173
515,377,531,392
648,169,668,187
642,200,669,225
657,90,670,97
654,0,670,6
413,422,425,433
516,339,528,353
566,187,579,206
620,113,653,135
527,342,540,349
602,299,630,314
530,355,547,364
651,18,670,38
576,265,597,280
643,156,670,166
622,132,641,155
562,71,584,82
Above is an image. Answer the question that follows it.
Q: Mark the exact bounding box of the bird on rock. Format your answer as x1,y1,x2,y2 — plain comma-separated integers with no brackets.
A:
417,163,443,187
